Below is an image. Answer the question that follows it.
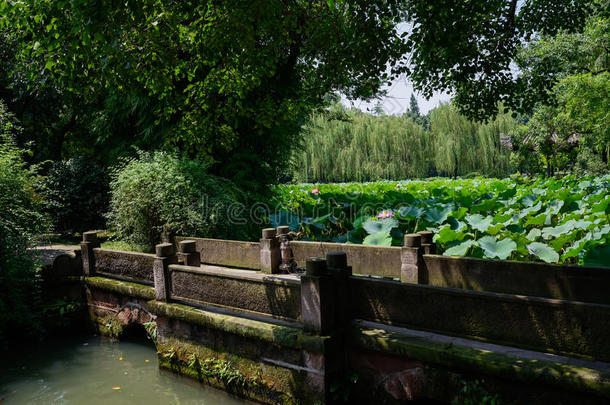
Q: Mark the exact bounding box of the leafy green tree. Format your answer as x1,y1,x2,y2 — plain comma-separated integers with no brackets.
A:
556,72,610,170
510,105,577,176
402,0,597,119
38,157,109,233
107,151,253,249
292,102,516,182
1,0,409,189
409,94,420,117
0,100,50,345
293,102,431,182
373,100,385,117
404,93,429,129
430,104,515,177
509,10,609,175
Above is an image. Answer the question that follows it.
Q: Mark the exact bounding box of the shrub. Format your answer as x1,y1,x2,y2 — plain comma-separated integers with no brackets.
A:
107,151,251,249
39,156,109,233
0,101,50,346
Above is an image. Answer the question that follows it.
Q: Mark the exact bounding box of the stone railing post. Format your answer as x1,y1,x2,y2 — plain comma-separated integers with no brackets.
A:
301,251,351,402
276,225,289,237
300,251,352,335
326,251,352,329
301,257,333,334
178,240,200,267
260,228,280,274
154,243,178,302
418,231,437,255
81,231,100,277
401,233,424,283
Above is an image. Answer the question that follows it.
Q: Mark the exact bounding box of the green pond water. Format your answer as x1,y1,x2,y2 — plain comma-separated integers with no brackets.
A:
0,335,250,404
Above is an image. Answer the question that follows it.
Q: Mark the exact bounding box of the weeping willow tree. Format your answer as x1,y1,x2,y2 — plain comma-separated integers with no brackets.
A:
293,104,432,182
292,102,517,182
430,104,515,177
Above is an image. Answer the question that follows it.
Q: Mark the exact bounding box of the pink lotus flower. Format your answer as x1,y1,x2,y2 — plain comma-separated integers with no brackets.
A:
377,210,394,219
311,188,320,194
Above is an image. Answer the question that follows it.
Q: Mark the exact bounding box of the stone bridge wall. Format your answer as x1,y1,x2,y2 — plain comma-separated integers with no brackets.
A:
74,230,610,405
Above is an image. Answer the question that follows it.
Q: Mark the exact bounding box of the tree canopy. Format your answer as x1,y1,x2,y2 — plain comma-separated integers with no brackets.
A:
402,0,600,120
0,0,409,187
0,0,606,183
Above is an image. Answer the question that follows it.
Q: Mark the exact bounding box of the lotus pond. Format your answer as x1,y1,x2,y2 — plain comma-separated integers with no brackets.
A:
270,176,610,266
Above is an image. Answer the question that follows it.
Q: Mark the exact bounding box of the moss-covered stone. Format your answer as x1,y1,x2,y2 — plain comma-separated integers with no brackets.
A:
170,267,301,320
94,248,156,282
148,300,326,352
97,313,124,338
85,277,155,300
351,322,610,398
157,336,322,405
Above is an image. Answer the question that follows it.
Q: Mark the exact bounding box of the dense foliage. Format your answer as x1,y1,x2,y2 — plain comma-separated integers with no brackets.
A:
107,151,252,249
38,157,109,233
271,176,610,266
1,0,411,189
0,102,49,345
510,9,609,175
293,103,517,182
293,103,430,182
403,0,598,120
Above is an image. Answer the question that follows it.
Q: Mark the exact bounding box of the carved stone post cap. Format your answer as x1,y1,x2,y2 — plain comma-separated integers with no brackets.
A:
404,234,422,247
276,226,290,235
262,228,276,239
83,231,98,243
178,240,197,253
417,231,434,244
326,251,347,269
155,243,175,257
305,257,326,276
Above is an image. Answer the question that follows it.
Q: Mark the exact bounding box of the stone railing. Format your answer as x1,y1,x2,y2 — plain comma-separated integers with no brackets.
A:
79,229,610,404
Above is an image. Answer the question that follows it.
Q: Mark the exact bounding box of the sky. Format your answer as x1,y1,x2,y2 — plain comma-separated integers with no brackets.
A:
341,73,451,116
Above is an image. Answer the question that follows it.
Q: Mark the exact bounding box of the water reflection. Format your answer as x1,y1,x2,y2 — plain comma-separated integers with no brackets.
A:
0,335,250,405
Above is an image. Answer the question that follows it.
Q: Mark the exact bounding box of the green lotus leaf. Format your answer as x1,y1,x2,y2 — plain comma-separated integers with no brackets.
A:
518,201,543,218
352,215,369,229
506,224,525,234
527,242,559,263
443,239,477,256
524,213,547,226
424,206,452,224
435,226,465,244
521,194,538,207
450,207,469,220
478,235,516,260
547,199,564,215
362,217,398,235
526,228,542,241
397,205,424,220
465,214,493,232
541,220,576,239
363,231,392,246
486,223,504,235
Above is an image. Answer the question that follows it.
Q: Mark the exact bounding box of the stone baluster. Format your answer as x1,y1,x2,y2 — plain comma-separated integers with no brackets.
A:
154,243,178,302
81,231,100,277
260,228,280,274
178,240,200,267
417,230,437,254
401,233,424,283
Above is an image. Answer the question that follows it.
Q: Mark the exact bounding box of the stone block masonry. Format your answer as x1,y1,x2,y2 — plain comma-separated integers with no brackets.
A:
73,230,610,404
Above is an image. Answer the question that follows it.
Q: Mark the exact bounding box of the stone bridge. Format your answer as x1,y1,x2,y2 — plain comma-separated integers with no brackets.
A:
45,229,610,404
